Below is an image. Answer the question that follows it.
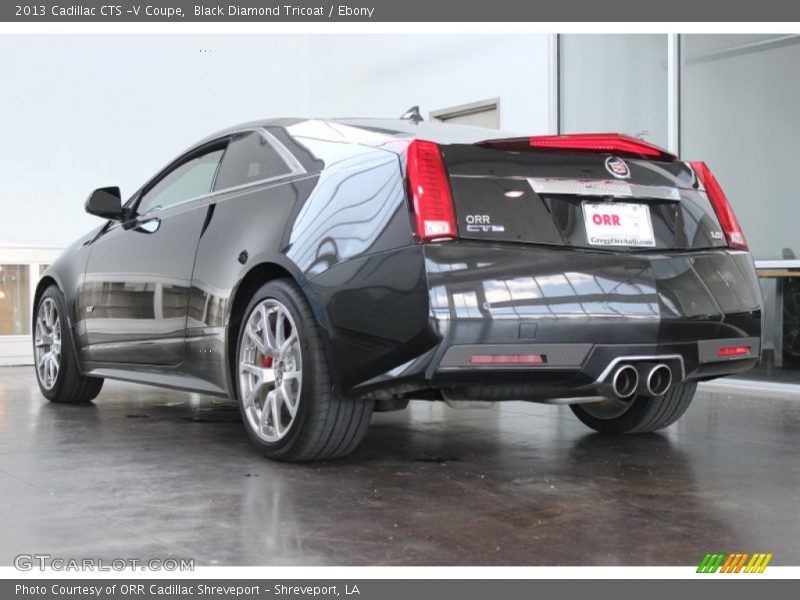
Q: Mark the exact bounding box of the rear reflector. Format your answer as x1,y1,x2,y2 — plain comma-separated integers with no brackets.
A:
527,133,674,160
717,346,751,357
689,161,748,250
469,354,546,365
406,139,457,242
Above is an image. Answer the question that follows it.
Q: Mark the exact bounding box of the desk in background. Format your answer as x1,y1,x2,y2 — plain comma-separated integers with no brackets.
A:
755,260,800,368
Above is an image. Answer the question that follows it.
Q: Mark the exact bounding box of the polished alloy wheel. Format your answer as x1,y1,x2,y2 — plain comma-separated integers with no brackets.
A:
238,298,302,442
34,297,61,390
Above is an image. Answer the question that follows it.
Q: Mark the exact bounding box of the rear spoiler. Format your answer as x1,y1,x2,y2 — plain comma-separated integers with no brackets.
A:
475,133,676,162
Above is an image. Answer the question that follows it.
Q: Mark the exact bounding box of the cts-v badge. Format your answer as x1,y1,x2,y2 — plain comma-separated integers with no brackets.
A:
465,214,505,233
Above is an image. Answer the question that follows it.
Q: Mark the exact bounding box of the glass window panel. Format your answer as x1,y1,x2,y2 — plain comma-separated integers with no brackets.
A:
560,34,669,149
138,149,224,215
213,131,291,191
681,34,800,260
0,264,31,335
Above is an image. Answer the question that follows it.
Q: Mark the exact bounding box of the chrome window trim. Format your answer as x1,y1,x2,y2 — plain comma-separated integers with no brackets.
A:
134,146,227,218
132,127,306,219
256,128,307,178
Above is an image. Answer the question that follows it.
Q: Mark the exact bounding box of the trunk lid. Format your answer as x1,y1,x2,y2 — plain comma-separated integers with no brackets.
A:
440,143,728,251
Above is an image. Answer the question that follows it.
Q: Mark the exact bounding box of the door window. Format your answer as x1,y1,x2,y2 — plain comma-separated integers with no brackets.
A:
213,131,292,191
137,148,225,215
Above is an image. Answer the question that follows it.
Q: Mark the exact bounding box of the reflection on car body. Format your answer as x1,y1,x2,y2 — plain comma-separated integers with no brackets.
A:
33,119,762,461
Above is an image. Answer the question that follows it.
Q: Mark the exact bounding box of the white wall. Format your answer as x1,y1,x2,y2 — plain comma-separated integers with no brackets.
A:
0,35,315,247
560,34,669,149
681,35,800,260
0,34,551,248
307,35,551,133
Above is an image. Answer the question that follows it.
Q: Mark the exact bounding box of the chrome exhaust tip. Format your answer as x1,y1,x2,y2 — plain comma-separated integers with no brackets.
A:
611,364,639,399
645,363,672,396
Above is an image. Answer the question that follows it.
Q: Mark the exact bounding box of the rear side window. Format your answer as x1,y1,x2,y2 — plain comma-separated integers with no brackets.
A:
213,131,292,191
138,149,224,215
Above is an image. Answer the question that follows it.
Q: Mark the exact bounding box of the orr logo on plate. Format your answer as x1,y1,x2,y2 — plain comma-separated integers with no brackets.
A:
582,201,656,247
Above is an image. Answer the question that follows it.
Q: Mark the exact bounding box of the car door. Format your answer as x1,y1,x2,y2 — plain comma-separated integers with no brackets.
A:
78,141,227,365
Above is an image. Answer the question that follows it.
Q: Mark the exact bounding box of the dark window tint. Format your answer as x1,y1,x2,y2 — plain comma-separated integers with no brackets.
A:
213,131,291,191
138,149,224,215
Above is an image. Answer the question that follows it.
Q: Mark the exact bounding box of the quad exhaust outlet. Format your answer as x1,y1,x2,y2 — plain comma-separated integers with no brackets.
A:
640,363,672,397
610,364,639,399
604,362,674,399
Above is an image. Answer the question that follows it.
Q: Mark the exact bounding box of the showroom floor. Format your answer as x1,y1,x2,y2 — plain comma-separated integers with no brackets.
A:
0,366,798,566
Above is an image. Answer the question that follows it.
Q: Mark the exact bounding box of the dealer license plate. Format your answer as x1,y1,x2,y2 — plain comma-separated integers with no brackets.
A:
582,202,655,247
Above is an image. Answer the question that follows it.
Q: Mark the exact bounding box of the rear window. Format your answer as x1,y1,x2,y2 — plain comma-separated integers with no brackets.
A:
213,131,292,191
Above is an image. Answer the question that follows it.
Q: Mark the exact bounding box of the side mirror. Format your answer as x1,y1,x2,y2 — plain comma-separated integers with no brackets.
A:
85,187,123,220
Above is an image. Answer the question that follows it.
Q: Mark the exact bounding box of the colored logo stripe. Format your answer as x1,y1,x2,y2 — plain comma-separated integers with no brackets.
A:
745,553,773,573
720,553,749,573
697,553,726,573
697,552,773,573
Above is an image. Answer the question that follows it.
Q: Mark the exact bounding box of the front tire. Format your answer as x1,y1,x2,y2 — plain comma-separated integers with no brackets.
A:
33,285,103,403
235,279,373,461
570,382,696,434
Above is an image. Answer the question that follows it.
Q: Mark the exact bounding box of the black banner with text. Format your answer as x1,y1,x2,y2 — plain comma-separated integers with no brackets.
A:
4,579,799,600
3,0,800,22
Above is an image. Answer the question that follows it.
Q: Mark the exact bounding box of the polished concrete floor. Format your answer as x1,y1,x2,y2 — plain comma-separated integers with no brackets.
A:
0,366,798,566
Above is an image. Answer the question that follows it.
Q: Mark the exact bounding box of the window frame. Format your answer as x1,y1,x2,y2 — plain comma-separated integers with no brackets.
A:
212,129,303,194
129,128,306,219
131,139,229,218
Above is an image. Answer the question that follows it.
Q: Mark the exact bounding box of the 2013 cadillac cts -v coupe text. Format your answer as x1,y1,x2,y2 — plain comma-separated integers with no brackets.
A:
33,118,762,461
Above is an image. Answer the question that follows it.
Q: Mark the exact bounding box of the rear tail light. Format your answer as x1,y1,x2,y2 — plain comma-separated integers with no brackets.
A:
717,345,752,358
689,161,748,250
406,139,457,242
528,133,675,160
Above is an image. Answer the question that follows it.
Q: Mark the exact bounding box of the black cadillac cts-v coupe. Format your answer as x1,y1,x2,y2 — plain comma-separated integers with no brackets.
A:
33,118,762,460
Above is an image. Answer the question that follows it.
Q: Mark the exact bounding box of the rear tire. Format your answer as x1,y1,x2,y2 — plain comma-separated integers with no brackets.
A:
570,382,696,434
33,285,103,404
235,278,373,461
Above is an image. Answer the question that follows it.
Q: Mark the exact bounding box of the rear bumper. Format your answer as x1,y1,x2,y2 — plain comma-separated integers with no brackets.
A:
437,339,761,379
431,340,759,401
345,242,762,400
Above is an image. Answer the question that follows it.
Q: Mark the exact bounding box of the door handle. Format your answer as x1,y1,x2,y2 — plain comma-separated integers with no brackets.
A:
135,218,161,234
